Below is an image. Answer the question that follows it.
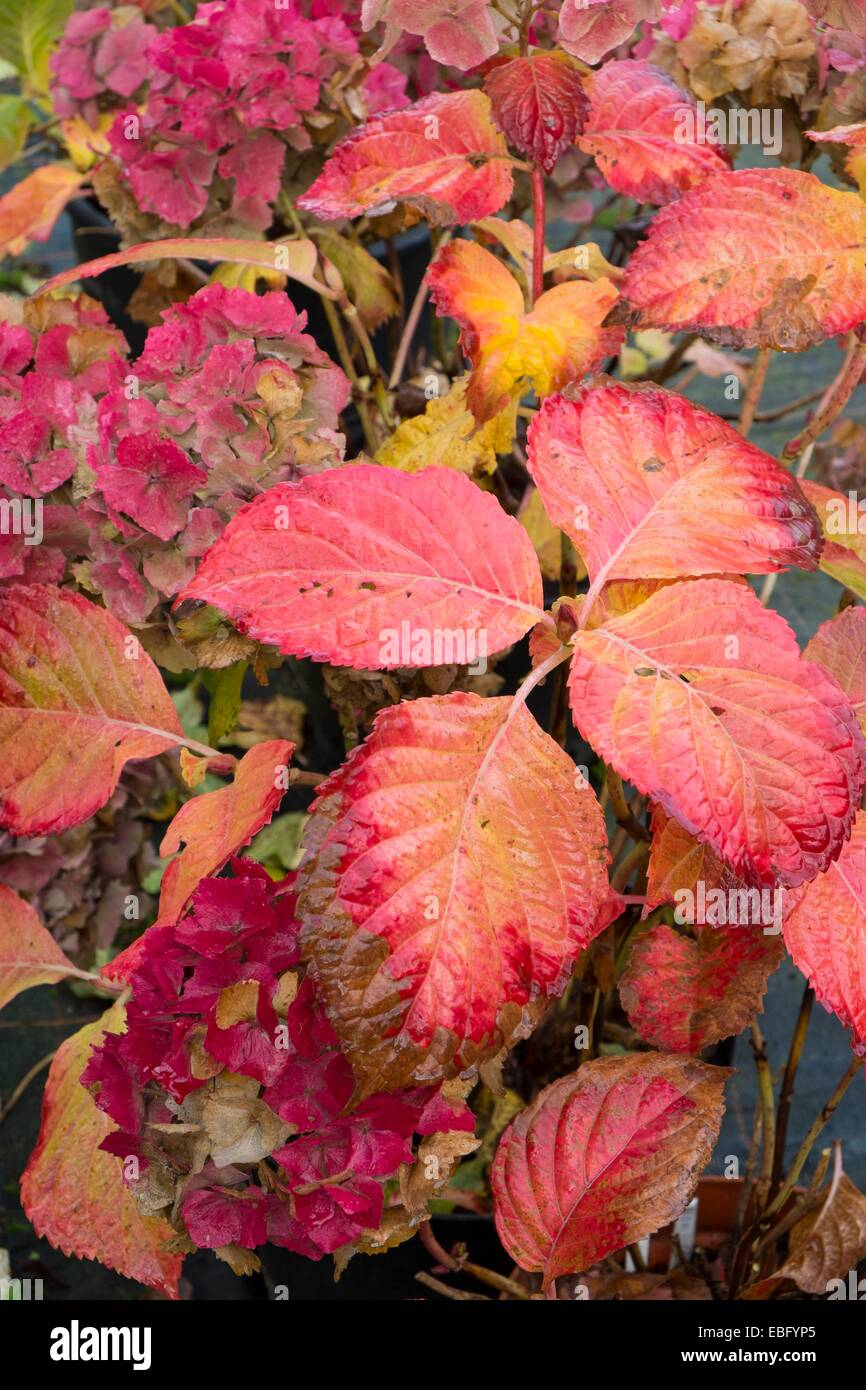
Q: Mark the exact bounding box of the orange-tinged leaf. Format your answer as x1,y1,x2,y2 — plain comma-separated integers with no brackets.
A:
298,692,610,1096
613,168,866,350
578,60,730,205
180,464,544,669
104,739,293,982
0,885,86,1010
297,92,513,226
800,479,866,600
569,578,866,887
0,585,183,836
526,380,821,602
0,163,84,258
20,1002,183,1297
619,923,783,1052
783,811,866,1050
807,123,866,198
645,807,737,911
37,235,330,300
427,239,622,422
484,52,589,175
491,1053,729,1286
806,606,866,738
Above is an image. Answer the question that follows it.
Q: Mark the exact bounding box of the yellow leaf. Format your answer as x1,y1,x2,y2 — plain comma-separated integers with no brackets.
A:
376,376,516,475
517,486,586,583
60,114,112,172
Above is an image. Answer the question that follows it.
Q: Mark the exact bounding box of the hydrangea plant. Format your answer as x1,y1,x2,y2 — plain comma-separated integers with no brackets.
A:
1,0,866,1308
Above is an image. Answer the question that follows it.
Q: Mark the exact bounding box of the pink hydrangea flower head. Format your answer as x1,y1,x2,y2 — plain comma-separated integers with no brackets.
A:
81,867,476,1258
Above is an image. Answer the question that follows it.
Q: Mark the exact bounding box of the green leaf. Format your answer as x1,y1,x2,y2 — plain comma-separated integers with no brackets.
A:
312,229,399,332
204,660,247,746
0,95,32,174
249,811,307,872
0,0,73,95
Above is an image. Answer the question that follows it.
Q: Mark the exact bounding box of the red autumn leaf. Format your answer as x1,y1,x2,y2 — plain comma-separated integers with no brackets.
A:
569,578,865,888
491,1053,729,1286
619,923,784,1052
0,585,183,836
427,239,622,422
800,480,866,602
104,739,294,983
484,53,589,175
296,92,513,226
180,463,545,668
36,235,330,301
0,885,88,1010
20,1001,183,1297
612,168,866,350
0,164,85,259
783,811,866,1050
298,691,610,1095
526,380,821,603
577,61,730,205
806,607,866,738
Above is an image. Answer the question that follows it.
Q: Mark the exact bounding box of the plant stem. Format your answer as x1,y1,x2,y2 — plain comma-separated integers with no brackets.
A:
530,167,546,304
319,294,379,453
0,1051,55,1127
389,280,431,389
547,532,579,745
768,983,814,1199
729,1056,861,1295
415,1272,489,1300
605,766,650,842
610,839,650,894
764,1056,861,1221
781,330,866,462
738,348,771,436
749,1021,776,1207
646,333,698,383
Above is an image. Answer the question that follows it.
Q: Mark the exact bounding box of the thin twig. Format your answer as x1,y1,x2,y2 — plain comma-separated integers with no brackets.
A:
738,348,772,436
781,331,866,462
749,1021,776,1207
415,1271,490,1300
769,983,814,1199
605,766,650,842
0,1051,55,1126
764,1057,861,1221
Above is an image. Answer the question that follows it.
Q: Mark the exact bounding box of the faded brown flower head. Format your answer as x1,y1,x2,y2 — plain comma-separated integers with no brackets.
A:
654,0,816,105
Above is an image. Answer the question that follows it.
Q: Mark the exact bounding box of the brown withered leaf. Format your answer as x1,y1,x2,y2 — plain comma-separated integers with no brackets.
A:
400,1130,481,1217
215,980,260,1029
272,970,299,1015
215,1245,262,1276
200,1072,292,1168
234,696,306,752
778,1169,866,1294
583,1269,713,1300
